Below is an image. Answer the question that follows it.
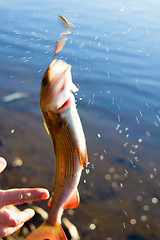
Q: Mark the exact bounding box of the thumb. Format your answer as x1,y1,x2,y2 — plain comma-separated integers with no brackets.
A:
0,157,7,173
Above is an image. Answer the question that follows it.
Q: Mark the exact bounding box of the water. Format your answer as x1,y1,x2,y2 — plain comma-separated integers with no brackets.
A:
0,0,160,239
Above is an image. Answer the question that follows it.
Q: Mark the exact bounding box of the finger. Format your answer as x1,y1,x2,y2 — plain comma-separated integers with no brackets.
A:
0,188,49,208
0,207,35,227
0,223,23,238
0,157,7,173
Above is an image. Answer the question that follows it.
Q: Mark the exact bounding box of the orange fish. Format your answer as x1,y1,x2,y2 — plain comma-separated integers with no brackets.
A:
54,38,68,54
59,15,73,28
54,15,73,55
25,59,88,240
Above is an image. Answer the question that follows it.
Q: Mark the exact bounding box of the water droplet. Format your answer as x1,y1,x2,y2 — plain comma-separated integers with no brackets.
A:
145,130,151,137
123,211,127,216
153,168,157,172
130,219,136,225
150,174,154,179
143,205,150,211
112,182,118,188
141,215,147,222
67,209,75,216
152,197,158,204
123,222,126,228
89,223,96,230
109,167,115,174
11,129,15,134
100,155,104,160
86,169,90,174
139,110,143,117
120,183,123,188
113,174,119,180
136,116,139,124
123,142,128,147
156,115,160,121
121,6,125,12
136,195,142,201
12,157,23,168
145,102,149,108
105,174,111,181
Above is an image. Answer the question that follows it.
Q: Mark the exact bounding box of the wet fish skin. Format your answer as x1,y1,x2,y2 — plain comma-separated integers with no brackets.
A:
25,59,87,240
40,59,88,225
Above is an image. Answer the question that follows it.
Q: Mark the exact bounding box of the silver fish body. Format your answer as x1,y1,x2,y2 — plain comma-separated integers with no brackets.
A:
39,59,88,225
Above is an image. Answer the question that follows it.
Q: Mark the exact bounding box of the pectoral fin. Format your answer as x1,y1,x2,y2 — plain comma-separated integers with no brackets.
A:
48,192,54,207
63,188,79,209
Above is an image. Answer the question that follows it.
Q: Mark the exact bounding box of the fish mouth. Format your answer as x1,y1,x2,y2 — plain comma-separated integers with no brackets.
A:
45,60,78,112
49,58,57,67
48,59,70,84
57,95,71,111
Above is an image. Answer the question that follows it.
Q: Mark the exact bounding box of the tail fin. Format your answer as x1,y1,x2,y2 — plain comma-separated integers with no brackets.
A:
25,221,67,240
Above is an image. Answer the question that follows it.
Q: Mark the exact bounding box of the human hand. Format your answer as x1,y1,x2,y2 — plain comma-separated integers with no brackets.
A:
0,157,49,238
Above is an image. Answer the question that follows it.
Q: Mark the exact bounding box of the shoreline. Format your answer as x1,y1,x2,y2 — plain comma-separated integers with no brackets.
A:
0,102,160,239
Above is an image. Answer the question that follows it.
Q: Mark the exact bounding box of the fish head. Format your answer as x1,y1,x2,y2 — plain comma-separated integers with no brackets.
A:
40,59,78,112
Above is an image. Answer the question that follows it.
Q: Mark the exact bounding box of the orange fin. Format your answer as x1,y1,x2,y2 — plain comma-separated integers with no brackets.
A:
48,192,54,207
25,221,67,240
63,188,79,209
77,147,88,167
44,120,50,135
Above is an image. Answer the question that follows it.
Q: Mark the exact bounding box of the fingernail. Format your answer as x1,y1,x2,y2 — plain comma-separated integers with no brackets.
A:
41,190,50,199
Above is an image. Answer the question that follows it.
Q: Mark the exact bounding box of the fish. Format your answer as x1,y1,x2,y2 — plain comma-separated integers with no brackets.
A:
59,15,73,28
54,38,68,54
25,59,88,240
54,15,72,55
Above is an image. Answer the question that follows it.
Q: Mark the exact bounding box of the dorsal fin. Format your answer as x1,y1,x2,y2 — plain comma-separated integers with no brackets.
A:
44,120,50,135
77,147,88,167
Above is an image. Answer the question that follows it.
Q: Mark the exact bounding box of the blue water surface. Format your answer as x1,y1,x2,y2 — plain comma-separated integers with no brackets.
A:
0,0,160,239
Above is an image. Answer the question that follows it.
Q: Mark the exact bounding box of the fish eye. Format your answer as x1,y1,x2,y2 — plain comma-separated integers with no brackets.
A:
42,76,48,86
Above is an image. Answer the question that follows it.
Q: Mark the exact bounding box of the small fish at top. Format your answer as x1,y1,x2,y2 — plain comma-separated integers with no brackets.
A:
59,15,73,28
53,16,73,55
